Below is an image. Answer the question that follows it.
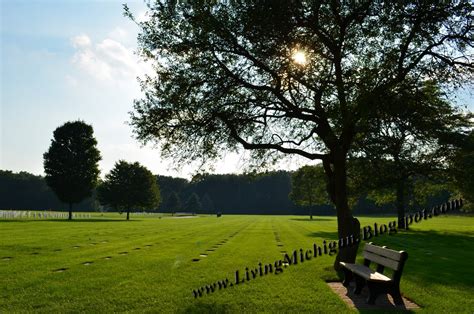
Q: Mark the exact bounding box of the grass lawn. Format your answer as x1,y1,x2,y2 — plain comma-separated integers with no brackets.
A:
1,213,473,313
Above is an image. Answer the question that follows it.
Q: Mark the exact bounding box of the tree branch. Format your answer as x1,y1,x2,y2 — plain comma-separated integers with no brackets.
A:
218,114,327,160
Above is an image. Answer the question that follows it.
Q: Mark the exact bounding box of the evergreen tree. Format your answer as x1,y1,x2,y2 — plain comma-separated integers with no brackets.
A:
184,193,202,214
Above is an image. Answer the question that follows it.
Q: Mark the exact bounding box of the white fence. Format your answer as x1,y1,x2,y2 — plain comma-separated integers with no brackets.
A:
0,210,91,220
129,212,162,217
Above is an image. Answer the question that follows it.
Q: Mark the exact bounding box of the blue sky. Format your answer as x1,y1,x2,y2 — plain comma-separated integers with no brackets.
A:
1,1,472,178
0,0,258,178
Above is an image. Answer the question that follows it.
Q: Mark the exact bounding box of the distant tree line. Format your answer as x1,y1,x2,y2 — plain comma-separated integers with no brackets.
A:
0,170,98,212
2,119,471,217
157,171,304,215
0,168,458,215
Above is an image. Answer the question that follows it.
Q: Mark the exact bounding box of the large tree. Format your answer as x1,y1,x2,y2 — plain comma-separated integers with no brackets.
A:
350,81,472,227
126,1,473,266
97,161,160,220
43,121,101,220
451,130,474,209
290,165,329,219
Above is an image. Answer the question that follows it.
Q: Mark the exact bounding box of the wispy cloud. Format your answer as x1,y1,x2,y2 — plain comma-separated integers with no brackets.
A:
71,34,91,48
108,27,129,41
70,32,150,83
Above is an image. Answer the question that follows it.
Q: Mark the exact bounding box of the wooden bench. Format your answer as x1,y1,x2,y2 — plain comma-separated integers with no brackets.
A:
340,242,408,305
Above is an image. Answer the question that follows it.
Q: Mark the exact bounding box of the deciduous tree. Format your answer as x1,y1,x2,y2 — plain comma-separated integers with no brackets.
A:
126,1,473,267
290,165,329,219
451,130,474,209
43,121,101,220
98,161,160,220
350,81,472,227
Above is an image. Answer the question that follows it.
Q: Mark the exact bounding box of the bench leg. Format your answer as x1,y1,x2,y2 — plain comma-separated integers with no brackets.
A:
366,281,379,305
342,268,353,287
353,275,365,295
390,290,404,306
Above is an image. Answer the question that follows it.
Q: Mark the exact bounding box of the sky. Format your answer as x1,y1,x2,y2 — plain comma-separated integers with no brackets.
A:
1,1,473,179
0,0,292,179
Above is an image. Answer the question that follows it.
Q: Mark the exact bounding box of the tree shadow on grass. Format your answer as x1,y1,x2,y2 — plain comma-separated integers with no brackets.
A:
323,230,473,312
326,229,473,299
290,217,335,222
373,230,474,289
306,231,339,239
330,282,416,313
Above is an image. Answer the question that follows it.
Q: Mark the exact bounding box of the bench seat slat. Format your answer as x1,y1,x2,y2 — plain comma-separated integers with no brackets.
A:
340,262,391,282
363,251,401,270
340,243,408,306
365,243,403,261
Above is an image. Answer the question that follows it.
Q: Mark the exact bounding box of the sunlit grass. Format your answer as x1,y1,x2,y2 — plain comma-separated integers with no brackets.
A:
0,213,472,312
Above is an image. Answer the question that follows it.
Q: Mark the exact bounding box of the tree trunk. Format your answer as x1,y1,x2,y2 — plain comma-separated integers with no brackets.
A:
68,203,72,220
126,210,130,221
396,180,405,229
324,152,361,271
309,206,313,220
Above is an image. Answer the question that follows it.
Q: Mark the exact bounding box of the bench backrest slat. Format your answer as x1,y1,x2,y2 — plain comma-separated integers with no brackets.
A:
365,243,403,261
360,243,408,284
362,251,401,270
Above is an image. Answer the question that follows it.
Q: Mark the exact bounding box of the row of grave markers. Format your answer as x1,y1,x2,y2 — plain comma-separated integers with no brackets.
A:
129,212,162,217
0,210,91,220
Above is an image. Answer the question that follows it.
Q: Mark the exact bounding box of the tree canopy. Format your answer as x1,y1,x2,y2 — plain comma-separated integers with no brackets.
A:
43,121,101,220
289,165,329,219
127,0,473,265
97,160,160,220
349,81,473,226
451,130,474,209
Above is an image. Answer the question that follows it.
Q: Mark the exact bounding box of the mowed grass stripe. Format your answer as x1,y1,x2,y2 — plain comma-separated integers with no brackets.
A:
1,214,473,313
